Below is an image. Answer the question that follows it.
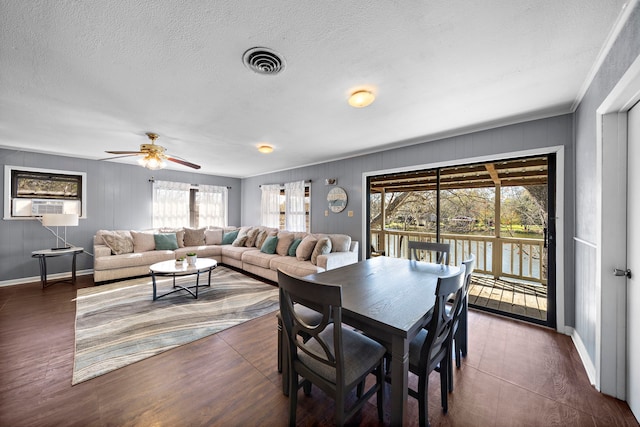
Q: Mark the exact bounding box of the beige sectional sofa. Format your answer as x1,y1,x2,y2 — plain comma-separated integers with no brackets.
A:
93,226,359,283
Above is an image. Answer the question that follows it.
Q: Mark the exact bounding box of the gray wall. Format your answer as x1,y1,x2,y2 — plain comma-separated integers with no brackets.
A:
0,149,241,283
573,4,640,364
241,114,575,324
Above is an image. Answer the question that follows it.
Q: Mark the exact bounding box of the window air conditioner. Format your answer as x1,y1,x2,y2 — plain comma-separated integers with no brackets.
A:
31,199,65,215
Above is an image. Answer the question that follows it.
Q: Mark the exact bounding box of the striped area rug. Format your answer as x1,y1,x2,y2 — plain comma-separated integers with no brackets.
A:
72,266,279,385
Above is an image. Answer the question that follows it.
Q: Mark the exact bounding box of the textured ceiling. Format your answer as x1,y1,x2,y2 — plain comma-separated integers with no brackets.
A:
0,0,631,177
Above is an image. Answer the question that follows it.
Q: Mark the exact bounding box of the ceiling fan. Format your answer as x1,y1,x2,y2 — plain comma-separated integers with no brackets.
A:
104,132,201,170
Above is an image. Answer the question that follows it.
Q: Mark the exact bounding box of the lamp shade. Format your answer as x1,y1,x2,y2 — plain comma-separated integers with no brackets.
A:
41,213,79,227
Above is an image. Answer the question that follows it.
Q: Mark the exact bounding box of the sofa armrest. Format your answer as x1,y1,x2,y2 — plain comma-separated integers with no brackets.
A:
94,244,112,258
317,248,358,271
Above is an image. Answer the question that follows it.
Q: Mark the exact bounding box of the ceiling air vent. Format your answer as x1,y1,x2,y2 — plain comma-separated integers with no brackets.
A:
243,47,285,75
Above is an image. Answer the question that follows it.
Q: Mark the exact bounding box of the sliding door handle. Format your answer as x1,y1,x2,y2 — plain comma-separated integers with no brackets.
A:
613,268,632,279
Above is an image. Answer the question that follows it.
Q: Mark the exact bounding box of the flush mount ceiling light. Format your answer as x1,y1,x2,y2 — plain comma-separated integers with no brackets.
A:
348,90,375,108
258,144,274,154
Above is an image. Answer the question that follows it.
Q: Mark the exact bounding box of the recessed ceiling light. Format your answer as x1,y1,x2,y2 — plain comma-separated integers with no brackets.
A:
258,144,274,154
348,90,375,108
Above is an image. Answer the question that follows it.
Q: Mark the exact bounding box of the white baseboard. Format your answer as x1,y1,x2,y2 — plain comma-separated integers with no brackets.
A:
567,326,597,388
0,269,93,287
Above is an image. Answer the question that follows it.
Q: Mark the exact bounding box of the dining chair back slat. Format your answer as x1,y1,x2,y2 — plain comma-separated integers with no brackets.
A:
408,241,451,264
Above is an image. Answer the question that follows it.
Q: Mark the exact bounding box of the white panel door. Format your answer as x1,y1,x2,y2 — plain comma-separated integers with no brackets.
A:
628,101,640,419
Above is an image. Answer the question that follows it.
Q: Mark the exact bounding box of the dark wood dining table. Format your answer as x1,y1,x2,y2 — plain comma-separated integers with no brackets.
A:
304,256,461,426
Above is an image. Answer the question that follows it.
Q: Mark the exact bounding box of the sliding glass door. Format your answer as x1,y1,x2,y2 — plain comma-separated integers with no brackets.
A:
367,154,555,327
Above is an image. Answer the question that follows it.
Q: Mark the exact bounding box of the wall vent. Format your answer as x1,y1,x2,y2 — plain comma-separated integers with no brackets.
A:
243,47,285,75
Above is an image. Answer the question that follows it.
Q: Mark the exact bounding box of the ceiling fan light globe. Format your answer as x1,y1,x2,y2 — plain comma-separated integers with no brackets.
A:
145,155,166,170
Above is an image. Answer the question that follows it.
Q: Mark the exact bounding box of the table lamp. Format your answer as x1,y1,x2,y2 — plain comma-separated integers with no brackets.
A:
41,213,79,250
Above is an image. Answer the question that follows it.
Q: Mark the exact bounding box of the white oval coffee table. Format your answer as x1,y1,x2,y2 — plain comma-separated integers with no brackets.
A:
149,258,217,301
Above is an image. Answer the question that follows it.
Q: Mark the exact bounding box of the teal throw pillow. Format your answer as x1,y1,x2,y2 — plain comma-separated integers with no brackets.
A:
154,233,179,250
261,235,278,254
288,238,302,256
222,230,239,245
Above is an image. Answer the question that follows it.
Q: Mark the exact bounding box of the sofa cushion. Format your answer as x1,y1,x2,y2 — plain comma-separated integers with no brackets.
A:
294,232,309,240
184,227,206,246
99,230,134,255
245,227,259,247
222,229,239,245
288,238,302,256
160,228,185,248
154,233,179,250
261,235,278,254
242,250,278,269
205,228,223,245
221,245,256,261
254,228,274,249
296,234,318,261
270,256,325,277
94,250,174,270
276,231,295,256
232,226,252,247
175,245,222,258
311,237,332,265
329,234,352,252
131,230,156,253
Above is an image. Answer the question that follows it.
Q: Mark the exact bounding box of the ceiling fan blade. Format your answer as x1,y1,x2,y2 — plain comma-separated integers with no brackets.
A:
105,150,144,155
167,156,201,169
100,154,140,161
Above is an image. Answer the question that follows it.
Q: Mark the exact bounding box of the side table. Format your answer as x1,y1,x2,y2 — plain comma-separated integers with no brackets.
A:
31,247,84,288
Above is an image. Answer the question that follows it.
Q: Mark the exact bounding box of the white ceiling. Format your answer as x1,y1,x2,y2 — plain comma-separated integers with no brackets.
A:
0,0,631,178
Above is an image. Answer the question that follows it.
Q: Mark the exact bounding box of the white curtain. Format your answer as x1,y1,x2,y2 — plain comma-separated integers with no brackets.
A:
285,180,306,231
152,180,191,228
197,184,228,227
261,184,281,228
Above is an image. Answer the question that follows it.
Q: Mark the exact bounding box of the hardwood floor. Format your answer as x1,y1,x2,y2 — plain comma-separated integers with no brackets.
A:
1,274,637,426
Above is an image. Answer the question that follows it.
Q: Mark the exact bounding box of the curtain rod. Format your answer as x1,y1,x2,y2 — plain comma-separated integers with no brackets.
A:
259,180,312,188
148,177,231,189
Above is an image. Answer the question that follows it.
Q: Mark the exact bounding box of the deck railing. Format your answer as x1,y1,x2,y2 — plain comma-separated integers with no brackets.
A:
370,230,546,285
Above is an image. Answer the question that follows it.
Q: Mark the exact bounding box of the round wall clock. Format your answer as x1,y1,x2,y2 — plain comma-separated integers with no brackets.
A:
327,187,348,213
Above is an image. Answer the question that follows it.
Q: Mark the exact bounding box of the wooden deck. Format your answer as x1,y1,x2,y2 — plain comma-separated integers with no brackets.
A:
468,274,547,321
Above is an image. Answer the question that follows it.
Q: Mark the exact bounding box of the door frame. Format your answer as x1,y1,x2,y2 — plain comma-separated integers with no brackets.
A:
596,53,640,398
361,146,566,332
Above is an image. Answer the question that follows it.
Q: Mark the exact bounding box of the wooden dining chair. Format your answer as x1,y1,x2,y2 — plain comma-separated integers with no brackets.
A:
408,240,451,265
448,254,475,392
278,270,386,426
396,266,465,427
277,304,324,395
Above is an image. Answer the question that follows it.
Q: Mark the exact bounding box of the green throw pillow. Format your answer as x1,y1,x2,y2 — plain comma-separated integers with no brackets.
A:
288,238,302,256
261,235,278,254
154,233,179,250
222,230,239,245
